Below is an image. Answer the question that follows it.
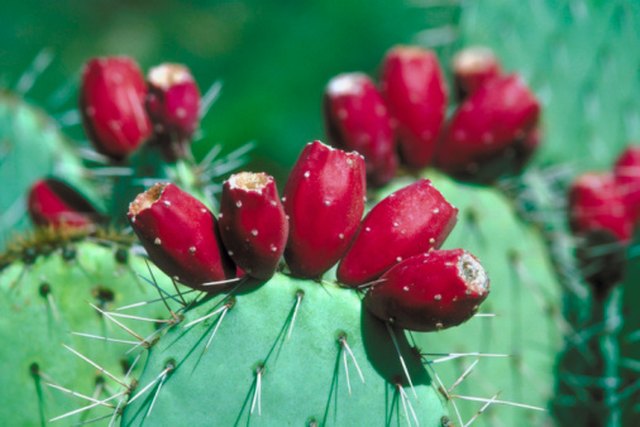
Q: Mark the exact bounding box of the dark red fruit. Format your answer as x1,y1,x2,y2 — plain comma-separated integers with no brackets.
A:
365,249,490,331
283,141,366,278
128,183,234,291
219,172,288,280
568,172,633,242
27,178,99,230
452,46,501,101
436,74,540,178
80,57,152,160
146,63,201,161
613,145,640,221
381,46,448,169
323,73,397,186
337,179,458,287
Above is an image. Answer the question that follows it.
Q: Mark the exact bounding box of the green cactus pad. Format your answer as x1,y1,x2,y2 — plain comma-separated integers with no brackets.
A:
372,172,561,426
0,92,98,248
0,237,174,426
121,273,449,426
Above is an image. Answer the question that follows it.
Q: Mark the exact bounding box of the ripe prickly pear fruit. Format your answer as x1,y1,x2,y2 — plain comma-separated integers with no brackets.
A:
436,74,540,179
365,249,489,331
27,178,99,230
219,172,288,280
323,72,397,186
283,141,366,278
146,63,201,161
80,57,152,160
380,45,448,169
568,172,633,242
613,145,640,221
452,46,502,101
337,179,457,287
128,182,234,290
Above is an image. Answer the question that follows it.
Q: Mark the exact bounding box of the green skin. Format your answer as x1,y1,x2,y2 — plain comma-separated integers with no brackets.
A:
0,240,176,426
121,273,448,426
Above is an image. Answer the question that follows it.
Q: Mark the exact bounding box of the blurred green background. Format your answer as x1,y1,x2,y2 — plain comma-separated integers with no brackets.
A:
3,0,640,183
0,0,459,182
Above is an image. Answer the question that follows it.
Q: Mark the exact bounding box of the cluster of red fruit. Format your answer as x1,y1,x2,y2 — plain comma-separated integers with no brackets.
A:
80,57,201,161
323,45,541,185
568,145,640,290
25,53,491,332
128,140,489,332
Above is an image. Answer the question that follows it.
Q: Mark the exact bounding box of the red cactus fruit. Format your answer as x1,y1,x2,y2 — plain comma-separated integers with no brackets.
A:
436,74,540,178
337,179,458,287
568,172,633,242
380,45,448,169
283,141,366,278
128,183,234,291
613,145,640,221
452,46,501,101
146,63,201,161
364,249,490,331
219,172,288,280
323,73,397,187
80,57,152,160
27,178,99,230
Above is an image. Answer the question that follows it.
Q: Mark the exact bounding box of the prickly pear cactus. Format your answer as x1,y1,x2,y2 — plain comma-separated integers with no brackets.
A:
0,234,174,426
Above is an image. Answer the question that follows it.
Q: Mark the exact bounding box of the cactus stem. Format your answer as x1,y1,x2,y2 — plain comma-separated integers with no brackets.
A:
385,321,417,398
90,303,146,342
62,344,129,388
